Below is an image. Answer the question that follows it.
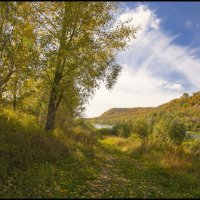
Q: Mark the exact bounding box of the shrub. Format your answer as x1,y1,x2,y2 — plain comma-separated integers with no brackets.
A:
97,127,115,135
112,121,132,137
132,118,149,138
153,114,186,145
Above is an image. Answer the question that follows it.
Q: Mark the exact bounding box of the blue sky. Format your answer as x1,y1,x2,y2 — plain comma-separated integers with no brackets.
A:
127,2,200,48
85,2,200,117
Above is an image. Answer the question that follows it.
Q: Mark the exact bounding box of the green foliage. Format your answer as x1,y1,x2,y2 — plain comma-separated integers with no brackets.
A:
37,2,138,130
132,118,149,138
96,113,186,146
0,2,138,130
111,121,133,137
153,114,186,145
97,127,115,136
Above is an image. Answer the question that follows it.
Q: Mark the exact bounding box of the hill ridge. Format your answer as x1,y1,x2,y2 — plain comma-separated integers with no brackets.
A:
89,92,200,131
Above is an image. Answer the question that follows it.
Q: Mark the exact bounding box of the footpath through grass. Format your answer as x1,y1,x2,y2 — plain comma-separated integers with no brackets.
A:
1,135,200,198
0,110,199,198
1,134,200,198
91,136,200,198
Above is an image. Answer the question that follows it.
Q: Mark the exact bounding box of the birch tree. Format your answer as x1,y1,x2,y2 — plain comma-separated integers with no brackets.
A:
32,2,138,130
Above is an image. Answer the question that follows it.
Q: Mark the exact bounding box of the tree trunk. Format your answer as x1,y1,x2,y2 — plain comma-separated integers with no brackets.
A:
45,3,69,131
13,80,17,111
45,88,58,130
45,71,62,131
0,89,3,106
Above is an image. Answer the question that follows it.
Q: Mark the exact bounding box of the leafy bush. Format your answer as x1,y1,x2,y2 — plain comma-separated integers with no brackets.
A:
132,118,149,138
97,127,115,135
153,114,186,145
112,121,132,137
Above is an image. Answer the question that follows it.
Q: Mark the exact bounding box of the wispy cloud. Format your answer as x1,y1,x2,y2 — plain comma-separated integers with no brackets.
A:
85,4,200,117
186,19,192,29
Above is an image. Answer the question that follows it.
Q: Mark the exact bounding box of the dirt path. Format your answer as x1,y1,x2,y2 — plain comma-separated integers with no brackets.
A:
47,136,199,198
81,138,188,198
83,141,146,198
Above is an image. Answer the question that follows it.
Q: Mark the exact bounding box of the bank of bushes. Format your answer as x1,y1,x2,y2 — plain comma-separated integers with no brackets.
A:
99,113,187,146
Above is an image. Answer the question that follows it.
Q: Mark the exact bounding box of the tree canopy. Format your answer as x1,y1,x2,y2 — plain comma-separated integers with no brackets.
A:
0,2,138,130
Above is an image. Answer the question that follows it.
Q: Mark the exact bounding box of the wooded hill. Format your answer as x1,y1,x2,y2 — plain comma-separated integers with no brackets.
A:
88,92,200,132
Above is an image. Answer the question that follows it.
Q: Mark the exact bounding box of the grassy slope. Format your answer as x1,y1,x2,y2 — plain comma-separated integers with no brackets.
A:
89,107,154,124
0,109,200,198
89,92,200,128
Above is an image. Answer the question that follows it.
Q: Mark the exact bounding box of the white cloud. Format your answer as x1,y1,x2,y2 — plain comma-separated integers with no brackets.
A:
85,65,183,117
186,19,192,28
84,4,200,118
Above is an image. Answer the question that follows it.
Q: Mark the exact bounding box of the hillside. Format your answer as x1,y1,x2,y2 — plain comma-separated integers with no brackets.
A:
89,92,200,131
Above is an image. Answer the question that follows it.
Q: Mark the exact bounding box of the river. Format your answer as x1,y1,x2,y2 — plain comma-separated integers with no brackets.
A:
187,132,200,141
93,124,200,141
93,123,113,129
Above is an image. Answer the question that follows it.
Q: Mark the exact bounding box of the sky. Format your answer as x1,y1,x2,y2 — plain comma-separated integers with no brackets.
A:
84,2,200,118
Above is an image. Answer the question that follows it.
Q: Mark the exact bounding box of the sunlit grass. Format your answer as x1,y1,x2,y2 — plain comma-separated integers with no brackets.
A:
0,109,200,198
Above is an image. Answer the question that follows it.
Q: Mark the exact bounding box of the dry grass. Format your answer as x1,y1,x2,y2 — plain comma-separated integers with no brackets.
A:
161,150,192,172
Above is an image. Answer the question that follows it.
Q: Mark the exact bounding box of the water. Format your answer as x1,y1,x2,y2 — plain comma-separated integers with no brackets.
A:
93,123,113,129
187,132,200,141
92,125,200,140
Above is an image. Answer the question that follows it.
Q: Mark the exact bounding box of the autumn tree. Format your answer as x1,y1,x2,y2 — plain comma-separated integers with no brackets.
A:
0,2,39,109
0,2,17,94
31,2,138,130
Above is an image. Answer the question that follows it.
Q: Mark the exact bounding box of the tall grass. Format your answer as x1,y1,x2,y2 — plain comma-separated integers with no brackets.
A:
0,108,98,198
97,113,200,174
